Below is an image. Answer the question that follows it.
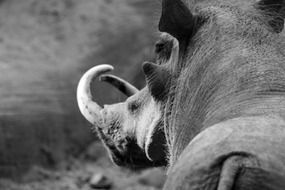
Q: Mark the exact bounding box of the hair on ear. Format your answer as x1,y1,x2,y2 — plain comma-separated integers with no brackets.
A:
256,0,285,33
145,121,167,163
142,62,171,101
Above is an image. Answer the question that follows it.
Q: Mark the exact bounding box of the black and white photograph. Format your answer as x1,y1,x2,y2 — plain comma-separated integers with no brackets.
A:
0,0,285,189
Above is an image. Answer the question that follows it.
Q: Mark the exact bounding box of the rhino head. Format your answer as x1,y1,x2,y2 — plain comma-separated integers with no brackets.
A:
76,34,179,168
77,66,162,168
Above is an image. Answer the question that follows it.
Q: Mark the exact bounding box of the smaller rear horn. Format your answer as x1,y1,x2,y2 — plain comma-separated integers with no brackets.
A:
100,74,139,97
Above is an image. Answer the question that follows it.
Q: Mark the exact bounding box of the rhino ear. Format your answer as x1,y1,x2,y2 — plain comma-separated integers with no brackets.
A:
145,123,167,163
159,0,197,42
256,0,285,33
142,62,171,101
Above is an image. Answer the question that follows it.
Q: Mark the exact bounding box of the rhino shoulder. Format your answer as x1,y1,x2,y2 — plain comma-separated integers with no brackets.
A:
164,116,285,190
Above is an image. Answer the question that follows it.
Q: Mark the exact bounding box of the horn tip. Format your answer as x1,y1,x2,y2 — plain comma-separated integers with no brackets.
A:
100,64,114,71
99,74,110,82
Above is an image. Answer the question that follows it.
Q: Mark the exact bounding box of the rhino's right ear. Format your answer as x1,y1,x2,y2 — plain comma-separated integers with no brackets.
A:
256,0,285,33
159,0,197,43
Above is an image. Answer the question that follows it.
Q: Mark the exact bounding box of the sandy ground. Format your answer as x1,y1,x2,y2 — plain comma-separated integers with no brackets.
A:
0,141,166,190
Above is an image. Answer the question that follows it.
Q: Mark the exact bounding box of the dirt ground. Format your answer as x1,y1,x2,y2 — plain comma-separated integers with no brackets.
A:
0,0,165,189
0,0,159,180
0,141,166,190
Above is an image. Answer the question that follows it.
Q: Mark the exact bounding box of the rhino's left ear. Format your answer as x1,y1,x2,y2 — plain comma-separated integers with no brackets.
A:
159,0,197,43
256,0,285,33
145,123,167,163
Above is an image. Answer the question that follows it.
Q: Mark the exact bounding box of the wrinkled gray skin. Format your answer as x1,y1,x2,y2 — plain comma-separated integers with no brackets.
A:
77,0,285,189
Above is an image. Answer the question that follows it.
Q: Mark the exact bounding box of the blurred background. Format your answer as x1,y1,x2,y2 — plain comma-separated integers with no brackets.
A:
0,0,165,189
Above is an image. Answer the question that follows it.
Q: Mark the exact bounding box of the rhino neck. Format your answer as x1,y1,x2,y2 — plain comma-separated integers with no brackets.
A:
165,48,285,165
164,31,285,165
166,69,285,165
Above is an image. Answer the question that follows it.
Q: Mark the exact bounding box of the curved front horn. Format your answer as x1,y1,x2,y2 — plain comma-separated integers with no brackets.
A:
99,74,139,96
77,64,113,125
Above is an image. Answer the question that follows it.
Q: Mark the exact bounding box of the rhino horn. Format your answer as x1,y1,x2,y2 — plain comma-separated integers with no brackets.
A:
256,0,285,33
159,0,197,43
77,64,113,125
99,74,139,97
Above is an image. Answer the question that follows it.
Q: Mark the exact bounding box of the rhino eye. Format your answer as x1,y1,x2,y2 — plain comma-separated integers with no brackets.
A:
128,101,140,114
155,41,165,54
155,39,173,63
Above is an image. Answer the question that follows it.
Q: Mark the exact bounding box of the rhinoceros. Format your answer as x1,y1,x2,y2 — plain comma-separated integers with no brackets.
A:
77,0,285,189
